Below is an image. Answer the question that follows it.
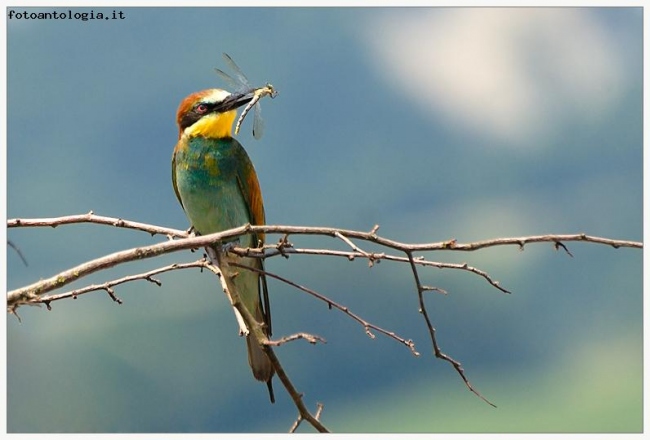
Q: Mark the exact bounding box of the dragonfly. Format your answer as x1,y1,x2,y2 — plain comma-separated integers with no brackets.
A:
214,53,277,140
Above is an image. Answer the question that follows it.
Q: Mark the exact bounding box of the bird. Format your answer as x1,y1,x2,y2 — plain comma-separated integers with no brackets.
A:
172,87,275,402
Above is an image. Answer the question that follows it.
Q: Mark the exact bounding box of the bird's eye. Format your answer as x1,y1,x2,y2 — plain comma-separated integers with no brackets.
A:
195,103,209,114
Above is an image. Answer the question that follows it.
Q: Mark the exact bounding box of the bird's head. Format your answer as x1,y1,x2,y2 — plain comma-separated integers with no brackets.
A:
176,88,256,139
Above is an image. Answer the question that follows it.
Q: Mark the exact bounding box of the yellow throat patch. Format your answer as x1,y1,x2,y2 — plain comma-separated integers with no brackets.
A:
184,109,236,139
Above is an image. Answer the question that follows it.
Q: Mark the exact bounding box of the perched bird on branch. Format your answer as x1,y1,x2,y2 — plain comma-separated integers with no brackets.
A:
172,86,275,402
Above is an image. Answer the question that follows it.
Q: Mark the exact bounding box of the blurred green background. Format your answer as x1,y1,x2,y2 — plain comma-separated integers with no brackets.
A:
6,7,642,433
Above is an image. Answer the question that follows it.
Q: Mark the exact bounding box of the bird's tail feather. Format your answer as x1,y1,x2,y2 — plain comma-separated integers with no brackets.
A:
246,332,275,403
212,247,275,402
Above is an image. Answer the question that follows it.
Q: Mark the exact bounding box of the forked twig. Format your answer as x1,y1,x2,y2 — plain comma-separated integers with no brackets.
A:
289,402,325,433
406,251,496,407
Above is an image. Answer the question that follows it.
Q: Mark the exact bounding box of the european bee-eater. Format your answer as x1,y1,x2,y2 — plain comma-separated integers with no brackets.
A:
172,88,274,402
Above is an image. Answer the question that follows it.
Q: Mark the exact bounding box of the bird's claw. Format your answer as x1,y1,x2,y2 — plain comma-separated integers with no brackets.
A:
221,239,241,254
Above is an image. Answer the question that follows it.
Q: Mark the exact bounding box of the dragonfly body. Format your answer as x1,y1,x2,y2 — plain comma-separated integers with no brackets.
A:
214,53,277,139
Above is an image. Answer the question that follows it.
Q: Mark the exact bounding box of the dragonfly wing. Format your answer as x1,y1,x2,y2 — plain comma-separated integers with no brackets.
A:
222,53,251,88
252,101,265,140
214,68,240,90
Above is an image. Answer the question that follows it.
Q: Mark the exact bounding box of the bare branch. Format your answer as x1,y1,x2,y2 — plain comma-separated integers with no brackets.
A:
35,260,207,307
6,216,637,308
230,261,420,356
242,226,642,252
7,225,254,308
8,215,641,251
406,251,497,407
7,214,642,417
8,211,186,238
266,333,327,347
236,246,511,294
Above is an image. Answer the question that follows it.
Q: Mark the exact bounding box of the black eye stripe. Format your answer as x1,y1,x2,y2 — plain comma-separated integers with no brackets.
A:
195,102,216,114
179,102,222,131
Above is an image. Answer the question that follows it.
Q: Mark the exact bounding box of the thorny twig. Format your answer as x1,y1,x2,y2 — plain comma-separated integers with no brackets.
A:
7,211,185,239
230,261,420,356
232,246,511,294
34,261,205,308
406,251,496,407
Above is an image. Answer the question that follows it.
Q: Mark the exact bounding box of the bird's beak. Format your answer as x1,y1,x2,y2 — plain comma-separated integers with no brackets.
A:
216,90,256,113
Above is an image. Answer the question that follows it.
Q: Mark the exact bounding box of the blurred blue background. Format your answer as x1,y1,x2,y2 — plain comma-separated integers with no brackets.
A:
6,7,642,433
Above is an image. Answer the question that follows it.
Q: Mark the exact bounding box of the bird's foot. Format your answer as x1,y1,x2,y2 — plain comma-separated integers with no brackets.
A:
220,239,241,254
